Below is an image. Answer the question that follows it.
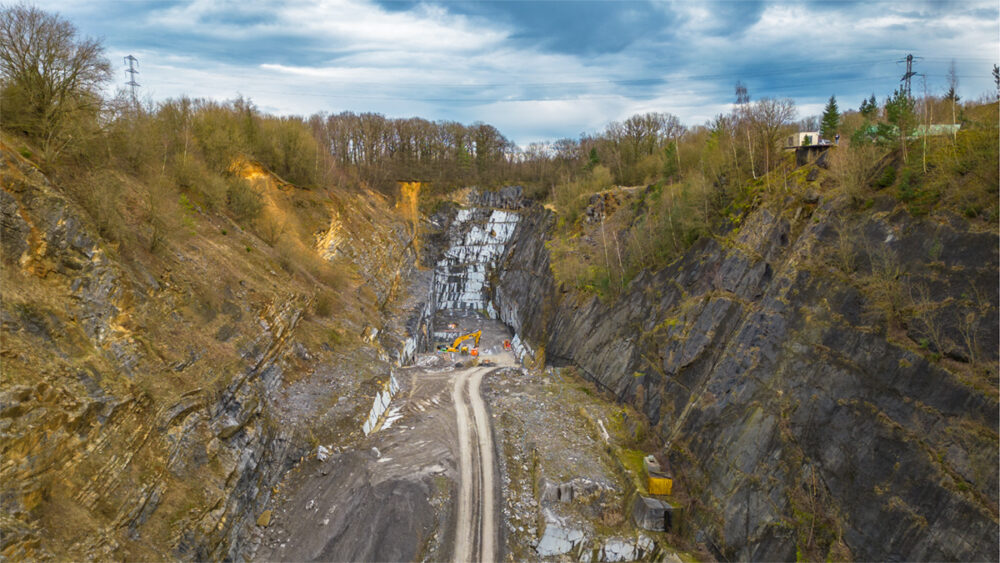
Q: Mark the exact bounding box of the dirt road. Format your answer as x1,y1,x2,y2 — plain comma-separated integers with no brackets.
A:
451,365,498,563
253,350,511,562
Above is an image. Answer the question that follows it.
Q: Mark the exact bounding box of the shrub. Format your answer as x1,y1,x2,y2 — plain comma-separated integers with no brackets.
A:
897,168,921,202
199,173,229,211
827,142,885,201
226,177,263,221
67,172,127,244
874,165,896,189
140,178,172,253
172,156,204,190
255,213,285,246
313,292,333,317
552,164,613,226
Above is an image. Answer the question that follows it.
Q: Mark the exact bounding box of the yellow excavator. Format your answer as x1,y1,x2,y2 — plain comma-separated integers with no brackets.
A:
445,330,481,354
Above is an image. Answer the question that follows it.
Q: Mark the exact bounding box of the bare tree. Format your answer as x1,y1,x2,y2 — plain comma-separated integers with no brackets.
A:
946,59,959,144
992,64,999,101
798,116,820,131
0,4,111,160
920,75,929,173
749,97,797,175
661,113,686,171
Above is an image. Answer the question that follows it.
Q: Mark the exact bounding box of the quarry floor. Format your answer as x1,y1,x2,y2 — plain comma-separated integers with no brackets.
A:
250,311,701,562
250,312,513,562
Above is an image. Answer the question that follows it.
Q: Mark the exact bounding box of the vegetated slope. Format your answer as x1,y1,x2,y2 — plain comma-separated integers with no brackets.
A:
0,141,418,560
492,152,999,560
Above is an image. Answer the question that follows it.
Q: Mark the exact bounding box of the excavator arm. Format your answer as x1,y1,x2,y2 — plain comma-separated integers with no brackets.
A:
446,330,482,353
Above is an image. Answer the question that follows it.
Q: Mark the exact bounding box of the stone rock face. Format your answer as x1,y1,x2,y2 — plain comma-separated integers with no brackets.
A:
0,146,416,560
493,196,999,561
414,188,528,354
433,207,520,312
468,185,529,210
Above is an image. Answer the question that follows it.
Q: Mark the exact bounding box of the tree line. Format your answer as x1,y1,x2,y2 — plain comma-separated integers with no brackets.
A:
314,112,514,193
2,2,995,263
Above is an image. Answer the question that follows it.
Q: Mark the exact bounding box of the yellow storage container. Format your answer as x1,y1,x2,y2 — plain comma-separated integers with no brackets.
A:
648,475,673,496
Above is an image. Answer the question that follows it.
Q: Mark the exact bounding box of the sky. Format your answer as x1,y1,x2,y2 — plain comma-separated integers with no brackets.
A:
43,0,1000,146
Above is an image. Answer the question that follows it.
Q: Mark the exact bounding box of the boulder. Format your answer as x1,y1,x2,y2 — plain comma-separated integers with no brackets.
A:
630,495,674,532
538,477,559,502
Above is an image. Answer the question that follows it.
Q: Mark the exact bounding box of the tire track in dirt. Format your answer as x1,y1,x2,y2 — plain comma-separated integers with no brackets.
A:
469,367,495,563
451,365,496,563
451,366,476,563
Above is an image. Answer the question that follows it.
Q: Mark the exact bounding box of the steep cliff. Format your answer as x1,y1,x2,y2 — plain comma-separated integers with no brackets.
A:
491,172,999,560
0,144,419,560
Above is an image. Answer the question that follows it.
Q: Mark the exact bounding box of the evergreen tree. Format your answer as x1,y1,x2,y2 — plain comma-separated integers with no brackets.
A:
859,94,878,120
820,95,840,140
662,142,678,179
585,147,600,171
945,59,960,103
885,88,916,161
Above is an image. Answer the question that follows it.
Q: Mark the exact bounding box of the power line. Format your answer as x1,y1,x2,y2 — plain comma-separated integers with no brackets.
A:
150,73,903,105
128,55,996,108
897,53,922,98
143,54,993,91
252,58,891,90
124,54,140,104
140,54,995,94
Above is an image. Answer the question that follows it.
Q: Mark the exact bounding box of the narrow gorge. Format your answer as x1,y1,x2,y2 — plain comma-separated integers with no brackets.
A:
3,140,998,562
423,182,1000,561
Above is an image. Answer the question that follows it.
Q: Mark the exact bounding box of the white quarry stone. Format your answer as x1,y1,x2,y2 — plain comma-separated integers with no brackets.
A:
601,538,637,562
435,208,520,311
382,406,403,429
535,518,585,557
362,373,401,435
510,333,533,362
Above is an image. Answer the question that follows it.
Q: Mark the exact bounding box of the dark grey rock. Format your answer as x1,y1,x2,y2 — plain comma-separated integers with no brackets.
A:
491,202,1000,562
468,186,528,209
631,495,675,532
538,477,559,502
0,188,29,264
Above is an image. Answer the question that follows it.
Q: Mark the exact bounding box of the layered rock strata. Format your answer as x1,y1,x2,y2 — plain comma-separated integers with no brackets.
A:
491,192,999,561
0,146,416,560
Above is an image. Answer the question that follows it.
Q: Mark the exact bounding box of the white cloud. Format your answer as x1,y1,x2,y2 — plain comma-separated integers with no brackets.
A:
281,0,507,53
42,0,1000,144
